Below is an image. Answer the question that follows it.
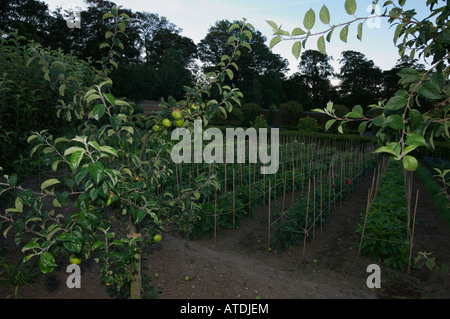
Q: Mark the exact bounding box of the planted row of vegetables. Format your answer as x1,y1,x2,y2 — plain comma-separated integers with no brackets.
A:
269,151,379,253
165,137,379,242
356,159,413,271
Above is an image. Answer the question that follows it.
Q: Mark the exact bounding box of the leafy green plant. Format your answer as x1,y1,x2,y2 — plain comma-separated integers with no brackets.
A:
298,116,320,133
251,114,268,130
0,31,94,175
0,258,40,299
356,160,412,270
433,167,450,206
0,6,254,299
267,0,449,172
416,164,450,225
415,251,450,273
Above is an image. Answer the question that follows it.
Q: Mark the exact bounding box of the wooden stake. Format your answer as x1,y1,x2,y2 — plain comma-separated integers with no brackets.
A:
302,179,311,259
214,188,217,242
320,170,323,235
175,164,180,197
408,189,419,274
292,164,295,205
313,176,316,243
282,168,287,221
233,168,236,231
357,189,372,260
224,158,227,194
249,161,252,219
263,173,266,207
268,179,271,251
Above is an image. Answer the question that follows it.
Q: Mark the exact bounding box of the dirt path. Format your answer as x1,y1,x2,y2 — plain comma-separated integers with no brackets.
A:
145,165,450,299
1,164,449,299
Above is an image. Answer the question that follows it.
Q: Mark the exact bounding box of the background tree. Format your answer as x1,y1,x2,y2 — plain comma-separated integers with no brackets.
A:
136,12,179,64
296,50,337,109
282,74,314,110
197,19,289,104
0,0,51,44
279,101,303,126
338,50,384,109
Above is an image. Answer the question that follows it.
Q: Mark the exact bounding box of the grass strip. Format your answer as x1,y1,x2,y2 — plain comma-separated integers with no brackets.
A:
417,163,450,228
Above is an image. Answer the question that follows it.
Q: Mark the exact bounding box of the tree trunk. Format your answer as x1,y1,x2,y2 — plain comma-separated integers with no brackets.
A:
129,220,141,299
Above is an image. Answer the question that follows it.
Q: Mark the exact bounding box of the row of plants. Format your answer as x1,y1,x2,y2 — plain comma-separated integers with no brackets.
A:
178,139,378,241
0,6,258,299
416,161,450,227
355,160,411,271
270,153,379,252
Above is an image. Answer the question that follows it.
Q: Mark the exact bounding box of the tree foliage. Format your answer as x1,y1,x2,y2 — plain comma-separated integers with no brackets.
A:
297,49,337,107
0,6,253,299
268,0,450,171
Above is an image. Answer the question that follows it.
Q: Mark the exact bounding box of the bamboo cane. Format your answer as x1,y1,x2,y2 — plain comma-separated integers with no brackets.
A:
268,179,271,251
214,188,217,242
313,176,316,243
282,168,287,222
357,189,372,260
233,168,236,231
408,189,419,274
320,170,323,235
249,161,252,219
302,179,311,259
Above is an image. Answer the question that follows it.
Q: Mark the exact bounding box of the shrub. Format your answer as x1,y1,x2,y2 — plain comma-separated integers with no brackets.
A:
211,107,244,124
279,101,303,126
251,114,268,130
267,104,277,126
242,103,262,126
298,116,320,132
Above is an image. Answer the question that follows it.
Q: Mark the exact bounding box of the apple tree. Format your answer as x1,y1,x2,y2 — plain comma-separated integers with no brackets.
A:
0,6,254,298
267,0,449,172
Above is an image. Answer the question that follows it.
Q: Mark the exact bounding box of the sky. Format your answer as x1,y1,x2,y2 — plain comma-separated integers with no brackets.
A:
42,0,432,78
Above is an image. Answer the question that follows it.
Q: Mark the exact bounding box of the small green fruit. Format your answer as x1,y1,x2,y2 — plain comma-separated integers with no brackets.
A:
175,119,184,127
153,233,162,243
69,254,81,265
154,273,159,278
152,125,160,132
185,276,190,281
162,119,172,128
172,109,183,120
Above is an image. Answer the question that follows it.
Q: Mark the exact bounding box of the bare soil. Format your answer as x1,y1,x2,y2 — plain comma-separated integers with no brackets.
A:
1,165,449,300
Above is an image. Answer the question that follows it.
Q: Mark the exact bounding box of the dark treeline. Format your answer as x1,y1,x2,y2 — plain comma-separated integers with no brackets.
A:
1,0,433,116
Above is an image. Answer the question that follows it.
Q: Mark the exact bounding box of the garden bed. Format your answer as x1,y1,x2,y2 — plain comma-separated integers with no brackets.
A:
1,162,450,299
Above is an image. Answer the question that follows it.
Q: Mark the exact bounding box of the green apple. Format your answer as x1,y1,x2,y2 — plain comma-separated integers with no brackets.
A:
162,119,172,128
185,276,190,281
152,125,160,132
153,233,162,243
172,109,183,120
69,254,81,265
175,119,184,127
